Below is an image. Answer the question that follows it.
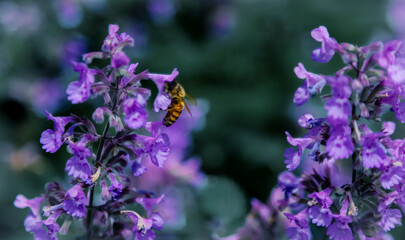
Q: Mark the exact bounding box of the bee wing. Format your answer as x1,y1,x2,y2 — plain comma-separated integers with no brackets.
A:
184,94,198,106
184,101,193,117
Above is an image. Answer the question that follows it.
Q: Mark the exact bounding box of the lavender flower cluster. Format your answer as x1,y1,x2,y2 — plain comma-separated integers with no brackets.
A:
218,26,405,240
14,24,192,240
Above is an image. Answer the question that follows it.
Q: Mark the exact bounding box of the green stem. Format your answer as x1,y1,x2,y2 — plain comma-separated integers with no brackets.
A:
86,76,120,239
86,121,110,239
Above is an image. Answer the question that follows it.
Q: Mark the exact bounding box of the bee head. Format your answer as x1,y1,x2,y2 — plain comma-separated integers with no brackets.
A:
164,80,178,93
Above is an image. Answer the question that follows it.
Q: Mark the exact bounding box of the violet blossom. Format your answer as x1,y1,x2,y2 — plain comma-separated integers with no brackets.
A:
15,24,201,240
218,25,405,240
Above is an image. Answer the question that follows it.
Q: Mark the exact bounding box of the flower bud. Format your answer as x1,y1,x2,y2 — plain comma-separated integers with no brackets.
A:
351,79,363,93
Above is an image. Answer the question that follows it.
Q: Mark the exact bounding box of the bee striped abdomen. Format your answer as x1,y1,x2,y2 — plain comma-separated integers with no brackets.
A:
163,97,185,126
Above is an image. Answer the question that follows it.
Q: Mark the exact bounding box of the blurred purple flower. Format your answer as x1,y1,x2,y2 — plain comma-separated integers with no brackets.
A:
285,210,311,240
209,5,236,38
0,2,41,35
147,0,176,24
55,0,83,28
30,80,64,114
61,38,87,66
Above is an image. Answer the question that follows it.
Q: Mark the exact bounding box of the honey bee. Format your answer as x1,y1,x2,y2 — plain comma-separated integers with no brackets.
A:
163,80,197,127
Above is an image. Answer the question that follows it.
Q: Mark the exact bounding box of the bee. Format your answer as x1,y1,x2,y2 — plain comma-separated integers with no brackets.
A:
163,80,197,127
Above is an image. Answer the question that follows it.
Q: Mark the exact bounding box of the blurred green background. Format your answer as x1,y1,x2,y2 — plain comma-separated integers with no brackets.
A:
1,0,405,239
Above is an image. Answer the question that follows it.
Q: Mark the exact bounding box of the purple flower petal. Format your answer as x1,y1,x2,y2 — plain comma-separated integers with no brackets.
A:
111,51,130,68
310,26,338,63
136,194,165,215
63,184,87,218
65,156,91,181
326,216,353,240
308,206,332,227
14,195,44,216
326,124,353,160
361,132,387,168
381,166,404,189
380,208,402,231
284,148,301,171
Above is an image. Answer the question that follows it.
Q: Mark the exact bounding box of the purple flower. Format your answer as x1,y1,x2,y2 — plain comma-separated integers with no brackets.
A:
293,63,326,105
278,171,299,192
379,208,402,231
40,111,73,153
298,114,315,128
82,51,106,64
107,172,123,200
23,213,44,236
376,40,402,69
293,81,310,106
326,124,353,160
387,59,405,86
149,134,170,167
132,161,147,177
381,165,404,189
14,195,44,216
122,210,154,239
311,26,338,63
92,107,111,123
383,58,405,122
389,139,405,164
147,68,179,112
285,210,311,240
123,96,148,129
326,215,353,240
102,24,134,54
250,198,271,221
111,51,130,69
307,188,333,227
120,63,140,87
67,61,96,104
285,131,314,150
137,133,170,168
278,171,302,205
360,129,386,168
382,121,396,136
150,213,164,230
284,148,301,171
42,211,62,239
63,184,87,218
153,94,172,112
308,188,333,208
308,206,332,227
65,156,91,181
325,75,352,125
136,194,165,215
